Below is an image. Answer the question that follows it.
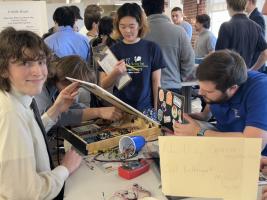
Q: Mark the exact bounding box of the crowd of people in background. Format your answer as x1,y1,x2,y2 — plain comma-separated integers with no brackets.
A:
2,0,267,199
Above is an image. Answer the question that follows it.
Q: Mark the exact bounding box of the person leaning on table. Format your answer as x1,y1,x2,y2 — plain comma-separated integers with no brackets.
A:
35,55,123,127
173,50,267,147
0,27,82,199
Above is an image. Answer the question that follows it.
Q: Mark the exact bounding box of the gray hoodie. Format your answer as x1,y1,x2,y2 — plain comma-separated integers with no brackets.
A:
145,14,195,89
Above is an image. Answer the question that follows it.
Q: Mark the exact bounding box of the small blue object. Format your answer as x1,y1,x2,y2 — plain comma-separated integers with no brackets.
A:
142,108,158,122
131,136,146,152
119,136,146,156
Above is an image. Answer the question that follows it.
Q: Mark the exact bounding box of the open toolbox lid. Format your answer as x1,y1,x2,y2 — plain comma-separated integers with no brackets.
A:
67,77,160,126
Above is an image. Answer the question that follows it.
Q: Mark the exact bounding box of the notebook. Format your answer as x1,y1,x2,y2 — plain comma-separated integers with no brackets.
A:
92,44,132,90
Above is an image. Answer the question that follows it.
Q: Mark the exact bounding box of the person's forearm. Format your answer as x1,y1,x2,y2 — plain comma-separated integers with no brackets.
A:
153,83,159,109
204,128,263,138
204,130,244,137
99,71,119,89
189,112,210,121
82,108,101,121
190,104,212,121
46,104,61,122
152,70,161,109
250,50,267,71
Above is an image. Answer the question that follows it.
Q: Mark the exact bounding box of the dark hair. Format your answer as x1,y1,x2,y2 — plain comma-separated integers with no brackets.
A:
115,3,148,38
171,7,183,12
84,4,103,15
92,16,117,47
196,14,210,29
98,16,113,36
226,0,247,12
47,55,96,85
0,27,51,92
141,0,165,16
84,4,102,31
69,5,82,20
196,50,247,92
53,6,75,27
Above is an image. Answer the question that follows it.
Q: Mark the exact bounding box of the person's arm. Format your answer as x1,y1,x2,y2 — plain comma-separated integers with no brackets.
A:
98,60,126,89
204,126,264,137
152,69,161,109
261,156,267,175
82,107,123,121
250,49,267,71
179,30,195,81
189,104,212,121
173,113,265,138
45,82,79,122
61,149,82,175
215,23,230,51
41,82,79,130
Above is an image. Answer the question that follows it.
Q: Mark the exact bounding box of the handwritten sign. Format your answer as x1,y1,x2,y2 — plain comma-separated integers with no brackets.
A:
0,1,48,36
159,136,262,200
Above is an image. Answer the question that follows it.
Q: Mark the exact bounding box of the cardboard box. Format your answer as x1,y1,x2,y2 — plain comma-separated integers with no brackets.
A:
61,78,161,155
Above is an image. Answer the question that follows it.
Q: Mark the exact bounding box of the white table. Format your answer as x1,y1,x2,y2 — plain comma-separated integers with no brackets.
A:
64,141,264,200
64,158,167,200
64,157,264,200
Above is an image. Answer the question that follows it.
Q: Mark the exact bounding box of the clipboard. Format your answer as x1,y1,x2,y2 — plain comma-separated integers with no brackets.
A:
92,45,132,90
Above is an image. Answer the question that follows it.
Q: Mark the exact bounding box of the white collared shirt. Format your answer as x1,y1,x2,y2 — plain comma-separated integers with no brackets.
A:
0,88,69,199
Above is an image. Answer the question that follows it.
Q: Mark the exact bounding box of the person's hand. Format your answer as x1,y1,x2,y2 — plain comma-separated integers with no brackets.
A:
61,149,82,175
173,113,201,136
261,157,267,175
99,107,123,121
161,127,174,136
53,82,79,113
263,186,267,200
113,60,127,76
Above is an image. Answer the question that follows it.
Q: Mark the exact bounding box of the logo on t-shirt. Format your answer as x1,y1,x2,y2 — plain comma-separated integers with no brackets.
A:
232,108,241,118
125,56,147,73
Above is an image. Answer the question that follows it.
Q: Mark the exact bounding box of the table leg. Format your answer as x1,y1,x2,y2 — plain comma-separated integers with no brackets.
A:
181,86,192,113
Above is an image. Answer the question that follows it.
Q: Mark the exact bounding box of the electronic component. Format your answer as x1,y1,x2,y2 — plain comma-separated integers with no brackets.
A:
72,124,100,135
118,159,149,180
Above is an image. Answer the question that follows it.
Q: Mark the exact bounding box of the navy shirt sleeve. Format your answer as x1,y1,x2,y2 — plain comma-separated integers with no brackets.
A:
245,81,267,131
150,42,167,72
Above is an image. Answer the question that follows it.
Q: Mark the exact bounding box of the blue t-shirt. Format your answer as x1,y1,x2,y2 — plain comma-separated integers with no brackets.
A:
45,26,90,61
210,71,267,132
110,39,166,112
179,21,192,40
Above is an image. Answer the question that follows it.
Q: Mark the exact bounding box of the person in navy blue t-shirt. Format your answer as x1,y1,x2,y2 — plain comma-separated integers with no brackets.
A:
173,50,267,145
99,3,166,112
